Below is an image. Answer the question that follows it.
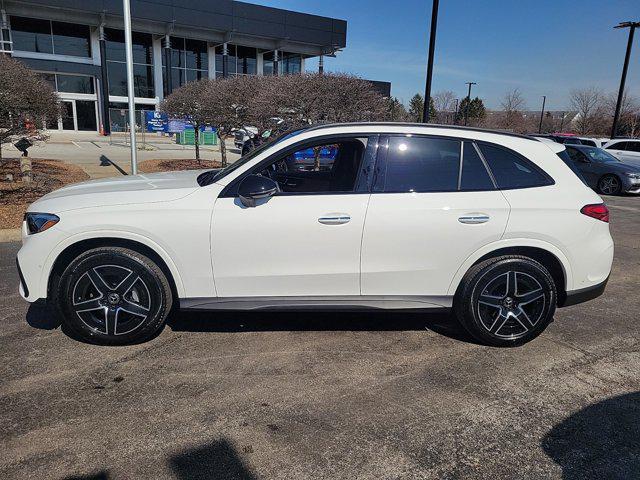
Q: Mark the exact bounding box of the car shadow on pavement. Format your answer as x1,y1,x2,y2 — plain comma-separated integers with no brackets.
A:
169,438,258,480
542,391,640,479
166,310,482,345
25,301,61,330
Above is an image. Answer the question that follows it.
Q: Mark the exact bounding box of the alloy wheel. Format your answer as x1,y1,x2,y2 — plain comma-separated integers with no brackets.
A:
476,270,546,339
71,264,151,336
599,176,620,195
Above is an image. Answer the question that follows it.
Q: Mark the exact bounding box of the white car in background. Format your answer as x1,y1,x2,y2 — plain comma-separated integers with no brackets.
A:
577,137,608,148
603,139,640,165
17,124,613,347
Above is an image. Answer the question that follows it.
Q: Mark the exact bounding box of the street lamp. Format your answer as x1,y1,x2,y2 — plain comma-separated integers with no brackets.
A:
611,21,639,139
453,98,459,125
122,0,138,174
538,95,546,134
463,82,476,126
422,0,440,123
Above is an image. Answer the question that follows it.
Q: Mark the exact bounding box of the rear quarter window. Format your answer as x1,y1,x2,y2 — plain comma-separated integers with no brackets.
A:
478,143,554,189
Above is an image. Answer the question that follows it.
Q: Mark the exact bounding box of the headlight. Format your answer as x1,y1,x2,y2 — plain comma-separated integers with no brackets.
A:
624,172,640,179
24,213,60,235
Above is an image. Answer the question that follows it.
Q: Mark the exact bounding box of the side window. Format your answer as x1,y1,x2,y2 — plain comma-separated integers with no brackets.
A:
566,147,583,162
460,142,495,191
581,139,596,147
607,141,627,151
381,136,460,192
478,143,553,189
628,142,640,153
253,138,368,194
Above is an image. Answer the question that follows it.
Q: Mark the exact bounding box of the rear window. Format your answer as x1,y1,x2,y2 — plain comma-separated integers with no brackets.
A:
478,143,553,189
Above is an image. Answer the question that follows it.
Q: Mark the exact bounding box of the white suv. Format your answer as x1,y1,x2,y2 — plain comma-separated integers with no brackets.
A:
603,139,640,164
17,124,614,347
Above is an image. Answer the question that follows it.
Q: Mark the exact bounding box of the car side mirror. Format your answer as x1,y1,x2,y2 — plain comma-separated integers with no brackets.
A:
238,174,279,207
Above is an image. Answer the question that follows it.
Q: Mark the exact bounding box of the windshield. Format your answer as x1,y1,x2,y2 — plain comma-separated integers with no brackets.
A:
197,128,307,186
583,147,620,163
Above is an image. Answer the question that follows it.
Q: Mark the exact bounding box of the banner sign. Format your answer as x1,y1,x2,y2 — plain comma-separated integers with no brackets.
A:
167,118,187,133
145,111,168,132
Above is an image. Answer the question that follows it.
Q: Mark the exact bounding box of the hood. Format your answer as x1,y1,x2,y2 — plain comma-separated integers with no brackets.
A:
29,169,207,213
608,161,640,173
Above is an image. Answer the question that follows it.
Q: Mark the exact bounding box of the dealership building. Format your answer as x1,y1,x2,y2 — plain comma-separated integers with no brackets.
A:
0,0,348,134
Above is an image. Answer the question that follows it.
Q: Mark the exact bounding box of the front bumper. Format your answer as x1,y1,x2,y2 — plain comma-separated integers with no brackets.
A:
622,177,640,194
559,275,609,307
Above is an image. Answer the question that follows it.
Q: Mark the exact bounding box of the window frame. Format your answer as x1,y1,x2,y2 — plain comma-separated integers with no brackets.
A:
220,133,378,197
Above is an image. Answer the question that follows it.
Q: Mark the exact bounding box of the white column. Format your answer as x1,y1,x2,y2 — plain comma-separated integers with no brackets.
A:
208,43,215,79
152,36,163,103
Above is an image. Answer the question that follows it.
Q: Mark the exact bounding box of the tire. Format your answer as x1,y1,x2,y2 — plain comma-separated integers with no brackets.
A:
454,255,556,347
598,174,622,196
55,247,173,345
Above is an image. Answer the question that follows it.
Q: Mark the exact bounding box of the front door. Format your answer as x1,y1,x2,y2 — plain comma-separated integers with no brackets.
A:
211,136,376,297
361,136,511,297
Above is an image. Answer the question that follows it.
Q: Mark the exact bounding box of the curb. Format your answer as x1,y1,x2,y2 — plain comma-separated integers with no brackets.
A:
0,229,21,243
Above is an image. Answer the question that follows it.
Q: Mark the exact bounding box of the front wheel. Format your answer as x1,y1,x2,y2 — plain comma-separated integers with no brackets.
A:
454,255,557,347
56,247,173,345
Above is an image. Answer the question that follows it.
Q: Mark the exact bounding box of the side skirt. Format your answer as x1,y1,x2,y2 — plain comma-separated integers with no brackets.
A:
179,295,453,312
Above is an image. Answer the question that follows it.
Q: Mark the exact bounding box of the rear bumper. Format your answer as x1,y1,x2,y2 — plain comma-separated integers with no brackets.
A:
559,275,609,307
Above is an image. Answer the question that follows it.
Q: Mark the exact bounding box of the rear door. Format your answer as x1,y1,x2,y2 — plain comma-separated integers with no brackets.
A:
361,135,511,297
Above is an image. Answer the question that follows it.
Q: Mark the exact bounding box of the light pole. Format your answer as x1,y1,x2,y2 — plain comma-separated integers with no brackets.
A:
422,0,440,123
453,98,459,125
611,21,639,139
559,111,566,132
538,95,547,134
463,82,476,126
122,0,138,174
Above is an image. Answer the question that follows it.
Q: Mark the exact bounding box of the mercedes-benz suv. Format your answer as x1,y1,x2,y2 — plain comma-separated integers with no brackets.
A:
17,123,614,347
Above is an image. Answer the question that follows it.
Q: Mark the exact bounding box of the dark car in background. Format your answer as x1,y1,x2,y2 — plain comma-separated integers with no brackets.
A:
565,145,640,195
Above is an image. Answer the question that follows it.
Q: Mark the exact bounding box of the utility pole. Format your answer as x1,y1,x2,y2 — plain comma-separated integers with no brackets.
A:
559,111,566,132
122,0,138,174
463,82,476,126
538,95,547,134
453,98,459,125
611,21,639,139
422,0,440,123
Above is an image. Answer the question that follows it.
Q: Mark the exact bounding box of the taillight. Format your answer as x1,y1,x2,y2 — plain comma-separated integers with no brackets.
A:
581,203,609,223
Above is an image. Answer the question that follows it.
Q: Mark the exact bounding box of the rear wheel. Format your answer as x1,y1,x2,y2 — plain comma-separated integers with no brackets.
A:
454,255,556,347
56,247,172,345
598,174,622,195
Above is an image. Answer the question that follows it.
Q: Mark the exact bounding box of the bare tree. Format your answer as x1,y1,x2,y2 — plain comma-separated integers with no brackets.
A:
0,55,60,180
569,87,604,135
497,89,527,133
433,90,456,124
604,90,640,137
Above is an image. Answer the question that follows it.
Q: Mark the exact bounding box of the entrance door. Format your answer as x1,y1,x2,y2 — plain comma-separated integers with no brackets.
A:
60,101,75,130
211,136,375,297
76,100,97,131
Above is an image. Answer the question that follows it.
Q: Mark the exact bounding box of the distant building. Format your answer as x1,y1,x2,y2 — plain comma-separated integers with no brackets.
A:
0,0,347,133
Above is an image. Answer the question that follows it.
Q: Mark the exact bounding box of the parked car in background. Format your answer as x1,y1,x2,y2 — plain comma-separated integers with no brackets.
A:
565,145,640,195
603,139,640,165
17,124,613,348
233,126,259,150
549,134,582,145
577,137,608,148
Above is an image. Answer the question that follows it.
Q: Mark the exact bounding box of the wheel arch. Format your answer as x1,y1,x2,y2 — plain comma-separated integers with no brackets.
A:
46,234,185,302
449,241,571,304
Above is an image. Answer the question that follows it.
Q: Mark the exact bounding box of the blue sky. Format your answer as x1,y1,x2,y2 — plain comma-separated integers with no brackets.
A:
254,0,640,110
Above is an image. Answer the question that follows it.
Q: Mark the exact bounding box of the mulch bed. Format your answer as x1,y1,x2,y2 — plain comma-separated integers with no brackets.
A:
138,159,221,173
0,158,89,229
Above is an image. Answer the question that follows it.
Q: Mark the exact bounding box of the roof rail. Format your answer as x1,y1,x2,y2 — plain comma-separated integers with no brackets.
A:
304,122,540,142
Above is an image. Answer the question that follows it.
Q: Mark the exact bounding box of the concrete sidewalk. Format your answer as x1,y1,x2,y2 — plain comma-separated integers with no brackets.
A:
3,134,240,178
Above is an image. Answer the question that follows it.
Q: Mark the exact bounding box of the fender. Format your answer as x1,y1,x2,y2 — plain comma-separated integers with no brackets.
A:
38,229,186,299
446,238,573,296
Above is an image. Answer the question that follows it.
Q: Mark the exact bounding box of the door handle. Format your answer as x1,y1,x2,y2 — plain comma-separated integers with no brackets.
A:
458,214,490,224
318,214,351,225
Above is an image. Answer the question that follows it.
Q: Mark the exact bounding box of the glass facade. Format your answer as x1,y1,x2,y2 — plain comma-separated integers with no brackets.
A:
39,73,95,94
215,44,257,77
264,51,302,75
10,16,91,57
105,28,154,98
163,36,208,93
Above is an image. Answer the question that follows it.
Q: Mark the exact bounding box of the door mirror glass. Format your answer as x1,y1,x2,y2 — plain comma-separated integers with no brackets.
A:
238,174,279,207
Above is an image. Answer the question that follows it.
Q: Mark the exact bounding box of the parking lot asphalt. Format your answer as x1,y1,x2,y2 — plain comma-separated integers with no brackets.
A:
1,195,639,480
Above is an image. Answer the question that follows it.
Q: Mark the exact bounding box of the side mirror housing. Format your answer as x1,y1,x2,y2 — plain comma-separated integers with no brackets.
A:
238,174,278,207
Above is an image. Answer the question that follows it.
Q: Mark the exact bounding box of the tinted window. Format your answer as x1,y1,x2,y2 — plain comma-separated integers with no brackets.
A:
10,16,53,54
460,142,494,190
382,137,460,192
627,142,640,153
51,21,91,57
565,147,585,162
607,141,628,151
580,139,596,147
56,74,94,93
479,143,552,189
